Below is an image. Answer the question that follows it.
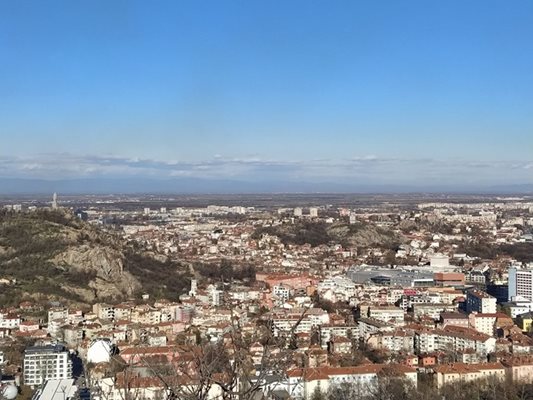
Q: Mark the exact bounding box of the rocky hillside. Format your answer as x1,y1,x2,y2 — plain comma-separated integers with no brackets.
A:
253,220,402,249
0,209,190,306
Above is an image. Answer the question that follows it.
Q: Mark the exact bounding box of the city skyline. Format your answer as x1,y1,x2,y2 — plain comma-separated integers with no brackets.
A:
2,1,533,191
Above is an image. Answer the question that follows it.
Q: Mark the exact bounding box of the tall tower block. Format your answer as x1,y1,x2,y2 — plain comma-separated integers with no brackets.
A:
52,193,58,209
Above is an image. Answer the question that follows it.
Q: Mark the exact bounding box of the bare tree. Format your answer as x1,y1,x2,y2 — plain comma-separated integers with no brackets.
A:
88,306,313,400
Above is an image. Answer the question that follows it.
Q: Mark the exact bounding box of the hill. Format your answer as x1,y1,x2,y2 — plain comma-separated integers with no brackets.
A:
252,220,402,249
0,209,191,306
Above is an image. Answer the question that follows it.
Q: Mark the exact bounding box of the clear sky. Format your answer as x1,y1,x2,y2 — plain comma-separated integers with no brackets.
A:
1,0,532,189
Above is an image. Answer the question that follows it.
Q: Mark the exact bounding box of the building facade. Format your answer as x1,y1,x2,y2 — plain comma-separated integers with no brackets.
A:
509,267,533,302
23,345,72,388
466,290,497,314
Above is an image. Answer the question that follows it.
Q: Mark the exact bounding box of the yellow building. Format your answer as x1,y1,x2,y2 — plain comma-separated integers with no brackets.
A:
517,311,533,332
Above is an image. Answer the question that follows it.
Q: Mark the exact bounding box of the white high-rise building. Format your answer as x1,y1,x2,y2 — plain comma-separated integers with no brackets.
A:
189,279,198,297
508,267,533,301
23,345,72,388
207,284,222,306
293,207,303,217
51,193,58,210
309,207,318,218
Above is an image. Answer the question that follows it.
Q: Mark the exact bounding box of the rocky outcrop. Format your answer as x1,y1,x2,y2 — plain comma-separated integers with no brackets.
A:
0,209,188,304
327,224,400,248
255,220,402,248
53,245,141,302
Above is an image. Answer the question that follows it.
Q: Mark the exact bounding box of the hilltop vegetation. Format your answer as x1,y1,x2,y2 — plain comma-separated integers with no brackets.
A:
0,209,190,306
456,240,533,262
253,220,401,249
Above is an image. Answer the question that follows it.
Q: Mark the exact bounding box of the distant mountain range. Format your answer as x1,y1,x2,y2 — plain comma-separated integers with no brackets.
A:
0,177,532,195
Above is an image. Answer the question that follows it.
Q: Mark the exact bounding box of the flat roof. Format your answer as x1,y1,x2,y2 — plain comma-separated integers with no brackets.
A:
25,345,67,355
32,379,77,400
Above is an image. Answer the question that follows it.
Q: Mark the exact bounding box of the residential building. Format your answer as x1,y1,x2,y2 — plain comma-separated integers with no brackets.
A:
414,326,496,356
23,344,73,388
466,290,497,314
468,312,513,337
320,325,358,348
516,311,533,332
47,308,68,323
0,314,20,329
433,362,506,389
92,304,115,321
273,284,291,301
500,356,533,382
357,318,394,340
367,330,414,353
509,267,533,302
413,303,458,319
367,306,404,325
282,365,417,399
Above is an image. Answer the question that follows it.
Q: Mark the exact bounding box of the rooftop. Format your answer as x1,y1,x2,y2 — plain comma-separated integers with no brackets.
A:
32,379,77,400
25,344,68,355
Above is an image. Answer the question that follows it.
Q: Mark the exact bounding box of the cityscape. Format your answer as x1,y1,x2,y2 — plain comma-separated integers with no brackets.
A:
0,193,533,399
2,1,533,400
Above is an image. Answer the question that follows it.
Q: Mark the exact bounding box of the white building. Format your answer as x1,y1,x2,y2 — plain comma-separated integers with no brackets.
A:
368,331,414,353
48,308,68,323
95,376,223,400
357,318,394,340
466,290,497,314
468,313,508,337
271,308,329,337
189,279,198,297
367,306,405,325
430,255,450,268
317,276,356,300
320,325,359,348
281,365,417,400
414,327,496,355
0,313,20,329
273,284,291,301
207,285,223,306
87,339,114,364
505,298,533,318
509,267,533,302
23,345,73,388
92,303,115,320
412,303,458,319
32,379,77,400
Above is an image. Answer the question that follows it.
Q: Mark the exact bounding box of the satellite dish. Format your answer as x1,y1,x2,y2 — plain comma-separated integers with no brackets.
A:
1,384,18,400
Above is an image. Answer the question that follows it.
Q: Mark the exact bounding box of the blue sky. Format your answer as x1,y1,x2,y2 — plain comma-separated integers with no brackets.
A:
1,1,532,189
